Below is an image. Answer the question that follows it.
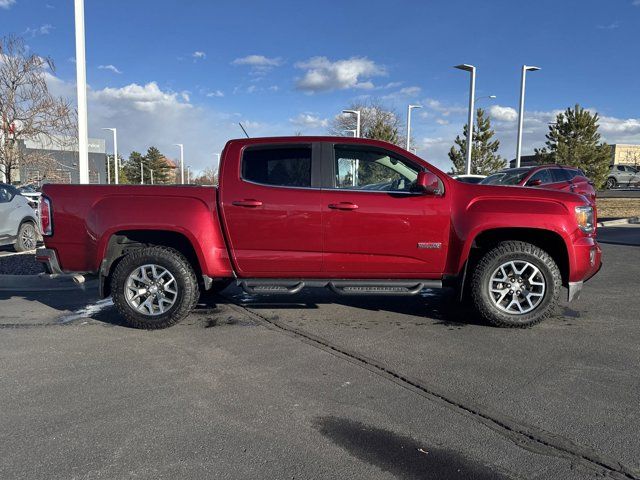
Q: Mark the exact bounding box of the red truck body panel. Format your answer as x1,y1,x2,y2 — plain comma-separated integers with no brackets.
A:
41,136,601,287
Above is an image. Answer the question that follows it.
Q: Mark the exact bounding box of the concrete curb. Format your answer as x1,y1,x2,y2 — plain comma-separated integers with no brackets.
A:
597,217,640,227
0,274,96,292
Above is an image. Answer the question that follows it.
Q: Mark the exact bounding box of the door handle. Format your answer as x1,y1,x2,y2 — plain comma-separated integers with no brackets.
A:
232,199,263,208
328,202,359,211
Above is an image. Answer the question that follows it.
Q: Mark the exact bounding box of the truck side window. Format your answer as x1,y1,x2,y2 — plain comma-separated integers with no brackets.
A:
242,147,312,188
333,146,420,192
550,168,571,183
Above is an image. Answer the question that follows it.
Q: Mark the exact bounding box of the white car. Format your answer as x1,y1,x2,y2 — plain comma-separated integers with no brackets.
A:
451,174,486,184
0,184,39,252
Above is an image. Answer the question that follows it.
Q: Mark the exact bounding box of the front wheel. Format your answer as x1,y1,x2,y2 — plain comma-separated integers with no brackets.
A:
470,241,561,328
111,246,199,329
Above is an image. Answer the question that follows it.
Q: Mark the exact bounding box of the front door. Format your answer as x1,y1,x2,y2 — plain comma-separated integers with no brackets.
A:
321,144,450,277
219,143,323,276
0,186,15,238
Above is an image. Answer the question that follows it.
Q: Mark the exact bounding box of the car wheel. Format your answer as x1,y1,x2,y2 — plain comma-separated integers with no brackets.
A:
471,241,561,328
111,246,199,329
605,177,617,189
14,221,38,252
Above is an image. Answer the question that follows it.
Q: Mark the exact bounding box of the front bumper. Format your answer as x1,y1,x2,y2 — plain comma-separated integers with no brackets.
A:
35,248,63,275
567,238,602,301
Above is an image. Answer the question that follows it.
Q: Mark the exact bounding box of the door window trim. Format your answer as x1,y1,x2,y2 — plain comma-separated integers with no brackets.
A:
239,143,322,191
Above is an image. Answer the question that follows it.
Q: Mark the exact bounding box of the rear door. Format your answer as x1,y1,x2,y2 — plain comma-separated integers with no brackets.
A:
0,186,15,238
219,143,323,276
321,143,450,277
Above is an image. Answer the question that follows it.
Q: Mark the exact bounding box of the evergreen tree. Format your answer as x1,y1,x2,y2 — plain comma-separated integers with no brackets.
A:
144,146,171,184
365,118,399,145
535,104,610,188
448,108,506,175
123,151,144,184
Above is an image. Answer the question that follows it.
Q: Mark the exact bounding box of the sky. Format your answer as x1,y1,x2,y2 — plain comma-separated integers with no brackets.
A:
1,0,640,173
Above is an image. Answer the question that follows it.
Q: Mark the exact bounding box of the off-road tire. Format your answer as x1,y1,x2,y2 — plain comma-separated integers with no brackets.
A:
111,246,199,329
470,241,561,328
14,221,38,252
605,177,617,190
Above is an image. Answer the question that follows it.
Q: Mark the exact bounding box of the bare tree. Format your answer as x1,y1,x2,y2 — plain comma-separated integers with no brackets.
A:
328,99,407,148
0,35,75,184
192,166,218,185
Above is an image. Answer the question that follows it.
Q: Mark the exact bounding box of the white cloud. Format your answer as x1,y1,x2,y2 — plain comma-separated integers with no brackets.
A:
192,51,206,60
98,64,122,74
24,24,53,37
382,86,422,100
289,113,329,129
232,55,283,76
206,90,224,98
424,98,467,117
295,56,387,93
489,105,518,122
435,118,449,125
0,0,16,9
91,82,192,114
633,0,640,6
232,55,282,67
597,22,620,30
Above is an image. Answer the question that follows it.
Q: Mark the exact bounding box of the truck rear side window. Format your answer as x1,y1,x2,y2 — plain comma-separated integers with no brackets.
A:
242,147,312,188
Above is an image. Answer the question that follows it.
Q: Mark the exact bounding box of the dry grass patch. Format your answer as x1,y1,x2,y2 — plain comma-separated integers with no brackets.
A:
597,198,640,219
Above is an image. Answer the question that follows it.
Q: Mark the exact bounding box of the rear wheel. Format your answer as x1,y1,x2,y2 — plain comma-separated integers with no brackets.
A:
14,221,38,252
470,241,561,328
111,246,199,329
605,177,617,189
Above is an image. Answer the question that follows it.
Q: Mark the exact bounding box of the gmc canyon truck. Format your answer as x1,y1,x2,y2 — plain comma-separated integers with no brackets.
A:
36,137,602,329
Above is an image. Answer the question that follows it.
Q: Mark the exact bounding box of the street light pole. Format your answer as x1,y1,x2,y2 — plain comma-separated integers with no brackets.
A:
74,0,89,184
406,104,422,151
102,128,118,184
342,110,361,137
187,166,191,184
215,153,221,181
150,169,154,185
173,143,184,184
140,161,143,185
455,64,476,175
515,65,540,168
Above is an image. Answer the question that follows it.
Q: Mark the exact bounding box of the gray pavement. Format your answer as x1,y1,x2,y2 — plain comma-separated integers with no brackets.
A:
1,226,639,479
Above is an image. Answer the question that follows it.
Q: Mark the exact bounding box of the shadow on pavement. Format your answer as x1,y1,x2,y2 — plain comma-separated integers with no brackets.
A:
597,226,640,247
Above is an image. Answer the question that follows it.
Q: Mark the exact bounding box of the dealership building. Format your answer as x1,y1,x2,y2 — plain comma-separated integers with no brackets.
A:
4,134,107,185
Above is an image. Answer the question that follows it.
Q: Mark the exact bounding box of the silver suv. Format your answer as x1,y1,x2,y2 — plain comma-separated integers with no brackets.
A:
0,184,39,252
606,164,640,189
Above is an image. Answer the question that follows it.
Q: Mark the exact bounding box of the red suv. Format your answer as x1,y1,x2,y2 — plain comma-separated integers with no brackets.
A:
481,165,596,203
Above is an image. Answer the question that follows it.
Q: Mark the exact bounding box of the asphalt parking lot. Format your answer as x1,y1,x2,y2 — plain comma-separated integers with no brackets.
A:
1,226,639,480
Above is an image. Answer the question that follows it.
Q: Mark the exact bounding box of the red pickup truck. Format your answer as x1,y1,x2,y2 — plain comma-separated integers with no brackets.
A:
37,137,601,329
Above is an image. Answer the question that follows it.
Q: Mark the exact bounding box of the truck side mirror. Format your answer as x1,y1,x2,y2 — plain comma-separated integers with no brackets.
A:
413,171,441,195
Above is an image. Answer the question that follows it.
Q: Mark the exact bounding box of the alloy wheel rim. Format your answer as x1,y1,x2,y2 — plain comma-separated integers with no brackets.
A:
125,264,178,316
489,260,546,315
21,224,36,250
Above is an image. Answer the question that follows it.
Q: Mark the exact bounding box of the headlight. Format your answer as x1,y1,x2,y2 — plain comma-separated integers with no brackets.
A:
575,205,594,233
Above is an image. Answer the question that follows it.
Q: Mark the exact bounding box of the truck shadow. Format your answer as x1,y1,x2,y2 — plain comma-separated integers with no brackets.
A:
215,286,486,328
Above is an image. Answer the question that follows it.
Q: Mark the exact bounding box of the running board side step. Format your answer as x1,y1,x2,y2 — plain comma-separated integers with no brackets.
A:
238,279,442,296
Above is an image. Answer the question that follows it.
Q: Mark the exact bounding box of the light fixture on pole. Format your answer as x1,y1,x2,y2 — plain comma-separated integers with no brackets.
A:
173,143,184,184
102,128,118,184
406,104,422,151
515,65,540,168
74,0,89,184
343,129,357,137
342,110,361,138
454,64,477,176
475,95,496,104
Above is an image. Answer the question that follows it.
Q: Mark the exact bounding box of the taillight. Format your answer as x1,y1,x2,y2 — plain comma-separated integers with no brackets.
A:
40,197,52,236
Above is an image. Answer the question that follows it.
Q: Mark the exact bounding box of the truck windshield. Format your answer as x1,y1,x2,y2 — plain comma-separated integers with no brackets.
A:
480,168,531,186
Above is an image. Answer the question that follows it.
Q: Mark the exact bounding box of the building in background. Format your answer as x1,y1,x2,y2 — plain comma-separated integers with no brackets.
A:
15,134,106,185
610,144,640,167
